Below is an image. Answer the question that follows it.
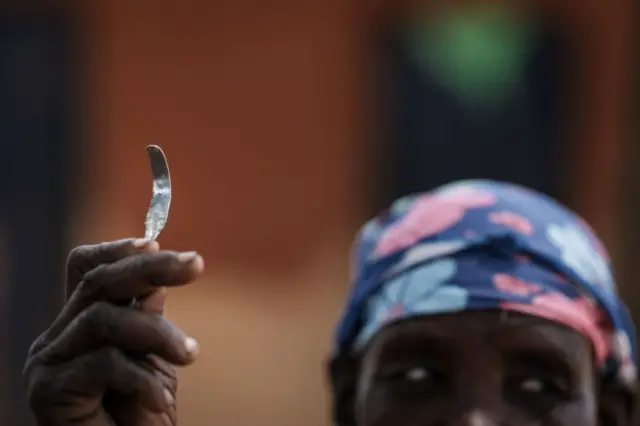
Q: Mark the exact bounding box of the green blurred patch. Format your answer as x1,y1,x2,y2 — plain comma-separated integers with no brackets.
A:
406,5,536,105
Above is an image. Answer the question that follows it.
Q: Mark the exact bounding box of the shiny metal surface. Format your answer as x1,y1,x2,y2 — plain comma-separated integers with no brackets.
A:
144,145,172,240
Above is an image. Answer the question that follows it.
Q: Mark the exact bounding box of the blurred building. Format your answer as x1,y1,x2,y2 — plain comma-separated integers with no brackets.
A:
1,0,636,425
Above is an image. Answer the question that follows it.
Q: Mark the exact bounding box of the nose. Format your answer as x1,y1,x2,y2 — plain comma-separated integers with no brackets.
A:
448,382,503,426
458,410,498,426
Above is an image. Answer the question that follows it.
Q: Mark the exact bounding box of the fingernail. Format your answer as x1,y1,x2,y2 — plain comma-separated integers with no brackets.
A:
133,238,151,248
191,255,205,273
133,239,160,251
178,251,198,263
164,388,175,405
185,337,199,354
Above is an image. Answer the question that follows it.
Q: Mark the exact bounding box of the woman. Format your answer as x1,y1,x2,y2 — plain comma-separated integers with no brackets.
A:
25,180,637,426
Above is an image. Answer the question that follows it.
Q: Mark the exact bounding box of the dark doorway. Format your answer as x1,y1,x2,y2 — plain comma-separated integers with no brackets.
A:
0,10,77,425
373,18,568,212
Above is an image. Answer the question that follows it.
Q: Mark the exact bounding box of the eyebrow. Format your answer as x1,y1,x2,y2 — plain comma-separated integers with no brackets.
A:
369,316,592,372
495,323,589,374
504,347,576,377
373,327,455,363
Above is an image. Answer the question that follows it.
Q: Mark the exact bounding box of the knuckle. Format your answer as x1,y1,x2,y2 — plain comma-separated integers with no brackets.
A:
67,244,92,266
78,302,114,337
27,332,50,358
77,263,108,297
95,346,123,370
65,245,93,284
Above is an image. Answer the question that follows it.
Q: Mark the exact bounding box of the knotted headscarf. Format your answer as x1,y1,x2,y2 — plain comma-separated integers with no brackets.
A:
335,180,636,386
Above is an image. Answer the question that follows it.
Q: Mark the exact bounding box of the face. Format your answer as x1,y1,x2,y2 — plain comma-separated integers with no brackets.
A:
355,311,598,426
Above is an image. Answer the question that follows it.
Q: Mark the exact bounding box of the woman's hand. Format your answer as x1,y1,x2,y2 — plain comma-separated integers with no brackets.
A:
24,238,203,426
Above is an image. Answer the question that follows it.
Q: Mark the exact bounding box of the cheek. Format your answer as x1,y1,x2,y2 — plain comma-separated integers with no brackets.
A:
358,396,598,426
356,387,438,426
355,383,599,426
541,397,597,426
539,374,597,426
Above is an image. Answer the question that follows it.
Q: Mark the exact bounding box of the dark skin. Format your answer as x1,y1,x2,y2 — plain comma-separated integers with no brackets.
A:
330,312,637,426
24,240,635,425
24,239,203,426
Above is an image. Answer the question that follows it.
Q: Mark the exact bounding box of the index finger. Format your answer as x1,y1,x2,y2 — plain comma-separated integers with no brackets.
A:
66,238,160,299
44,251,203,345
37,240,162,350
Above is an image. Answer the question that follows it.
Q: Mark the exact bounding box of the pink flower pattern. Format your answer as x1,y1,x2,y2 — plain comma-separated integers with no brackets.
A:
346,180,632,384
489,211,534,235
375,187,496,256
493,274,541,296
502,294,608,363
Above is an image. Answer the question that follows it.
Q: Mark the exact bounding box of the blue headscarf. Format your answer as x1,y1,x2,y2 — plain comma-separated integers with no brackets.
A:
335,180,636,385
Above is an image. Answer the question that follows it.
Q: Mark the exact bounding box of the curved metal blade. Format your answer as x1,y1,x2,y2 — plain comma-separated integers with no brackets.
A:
144,145,172,240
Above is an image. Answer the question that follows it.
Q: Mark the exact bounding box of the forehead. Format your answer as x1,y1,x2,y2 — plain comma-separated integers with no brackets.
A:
362,311,594,369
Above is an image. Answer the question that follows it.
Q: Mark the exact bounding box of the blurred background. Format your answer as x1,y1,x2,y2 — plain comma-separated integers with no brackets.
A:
0,0,637,425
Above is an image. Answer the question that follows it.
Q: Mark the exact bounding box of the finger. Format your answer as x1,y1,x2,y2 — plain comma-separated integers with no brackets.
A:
42,251,203,348
107,354,178,423
109,405,175,426
101,349,170,412
37,302,198,366
80,250,204,302
66,238,160,300
33,347,172,413
34,239,160,355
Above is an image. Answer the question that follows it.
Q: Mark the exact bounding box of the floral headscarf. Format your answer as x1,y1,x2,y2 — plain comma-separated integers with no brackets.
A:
335,180,636,386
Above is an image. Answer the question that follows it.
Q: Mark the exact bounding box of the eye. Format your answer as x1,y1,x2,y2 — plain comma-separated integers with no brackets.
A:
516,377,567,396
518,377,546,393
377,364,441,387
404,366,432,383
506,375,574,415
376,364,444,398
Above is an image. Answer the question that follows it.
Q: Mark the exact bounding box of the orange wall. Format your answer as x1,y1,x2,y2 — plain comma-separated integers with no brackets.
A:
75,0,367,268
71,1,367,425
58,0,636,424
